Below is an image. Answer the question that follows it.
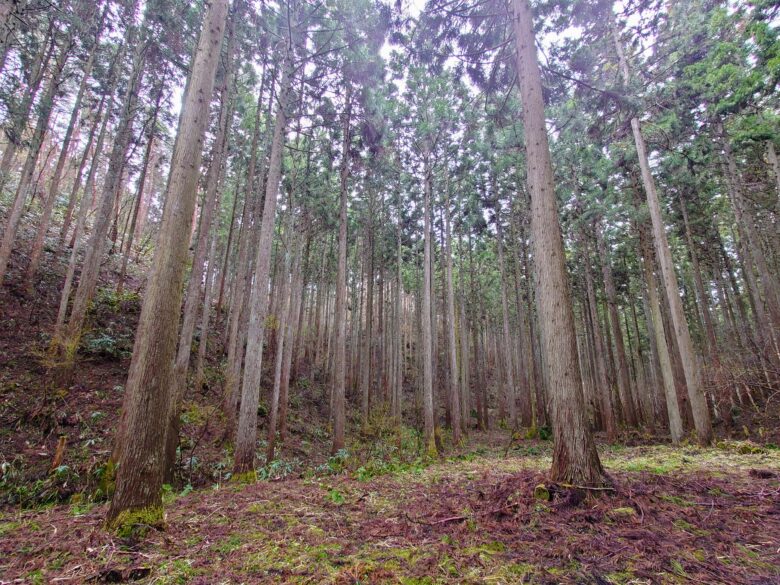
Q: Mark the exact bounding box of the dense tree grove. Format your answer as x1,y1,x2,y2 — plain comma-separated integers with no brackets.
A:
0,0,777,529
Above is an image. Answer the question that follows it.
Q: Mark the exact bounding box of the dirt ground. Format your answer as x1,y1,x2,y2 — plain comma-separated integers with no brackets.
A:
1,442,779,584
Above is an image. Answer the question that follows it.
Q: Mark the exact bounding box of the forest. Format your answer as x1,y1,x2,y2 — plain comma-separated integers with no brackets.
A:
0,0,779,582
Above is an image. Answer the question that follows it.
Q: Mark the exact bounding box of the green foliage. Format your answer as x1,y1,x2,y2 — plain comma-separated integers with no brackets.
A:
256,458,302,481
81,330,133,360
0,458,80,508
161,483,193,505
326,489,345,505
91,288,141,314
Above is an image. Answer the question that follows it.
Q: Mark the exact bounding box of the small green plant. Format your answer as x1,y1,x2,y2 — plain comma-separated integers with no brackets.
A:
327,489,345,504
537,426,552,441
81,330,133,359
257,458,301,481
91,287,141,313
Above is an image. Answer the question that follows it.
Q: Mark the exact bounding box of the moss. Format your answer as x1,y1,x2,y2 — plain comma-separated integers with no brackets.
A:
608,507,636,518
109,506,165,539
47,552,70,571
493,562,537,580
605,570,637,584
438,554,459,576
213,534,243,554
155,558,201,584
659,494,694,507
0,521,20,536
463,541,507,561
231,470,257,484
242,540,342,578
94,459,117,501
425,436,439,459
534,483,550,501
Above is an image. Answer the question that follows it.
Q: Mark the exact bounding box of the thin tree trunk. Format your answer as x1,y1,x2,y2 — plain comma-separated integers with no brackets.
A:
584,240,617,442
232,33,294,475
0,20,53,192
59,96,104,245
117,85,164,295
223,67,269,432
495,203,517,428
267,227,297,463
53,74,116,338
0,35,70,285
195,228,220,390
443,175,461,444
612,17,713,445
59,20,147,359
421,154,436,456
596,225,638,427
636,201,684,442
24,13,105,290
331,82,351,453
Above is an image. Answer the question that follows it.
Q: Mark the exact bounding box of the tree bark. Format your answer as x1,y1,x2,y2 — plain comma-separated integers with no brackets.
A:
513,0,604,485
596,224,638,427
584,239,617,442
635,208,683,441
494,202,517,428
421,154,436,456
443,175,461,444
612,17,712,445
107,0,228,525
232,34,295,475
0,34,70,286
59,16,147,358
24,12,105,290
331,82,351,453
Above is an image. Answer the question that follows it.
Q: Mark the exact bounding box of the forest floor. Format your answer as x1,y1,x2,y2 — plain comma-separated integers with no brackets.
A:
1,439,779,584
2,235,780,584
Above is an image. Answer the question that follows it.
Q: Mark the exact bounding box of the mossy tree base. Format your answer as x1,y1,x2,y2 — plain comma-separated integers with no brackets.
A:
107,506,165,539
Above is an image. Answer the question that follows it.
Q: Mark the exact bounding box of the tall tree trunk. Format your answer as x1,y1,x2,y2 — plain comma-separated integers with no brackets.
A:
59,96,104,246
421,155,436,456
443,176,461,444
106,0,228,525
59,17,147,359
596,225,638,427
360,226,374,425
164,11,239,477
331,83,351,453
0,0,30,75
720,126,780,340
0,35,70,286
495,203,517,428
267,226,297,463
584,240,617,442
638,229,684,444
0,20,53,192
222,66,270,432
53,74,116,338
24,12,105,290
195,228,220,391
612,17,713,445
232,34,294,475
513,0,603,485
117,84,165,295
